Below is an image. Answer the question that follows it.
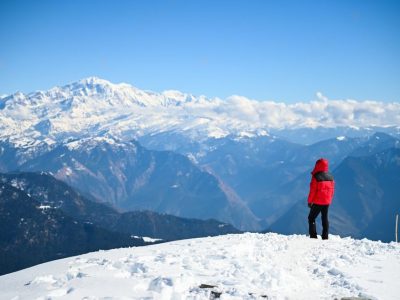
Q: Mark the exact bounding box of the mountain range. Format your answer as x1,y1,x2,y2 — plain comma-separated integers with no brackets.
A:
1,76,399,148
268,134,400,242
0,172,239,275
7,138,258,230
1,77,400,242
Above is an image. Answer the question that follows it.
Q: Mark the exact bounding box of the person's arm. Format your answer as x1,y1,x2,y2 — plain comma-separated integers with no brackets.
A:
330,180,335,200
307,177,317,206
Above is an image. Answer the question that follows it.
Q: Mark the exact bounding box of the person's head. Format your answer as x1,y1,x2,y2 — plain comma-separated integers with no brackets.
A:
312,158,329,174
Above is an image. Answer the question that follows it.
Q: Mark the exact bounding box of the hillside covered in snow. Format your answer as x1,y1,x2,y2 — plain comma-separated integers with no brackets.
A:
1,233,399,300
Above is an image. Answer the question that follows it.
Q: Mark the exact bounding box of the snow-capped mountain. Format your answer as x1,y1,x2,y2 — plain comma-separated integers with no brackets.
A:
0,77,265,148
1,233,399,299
1,77,400,149
2,77,400,236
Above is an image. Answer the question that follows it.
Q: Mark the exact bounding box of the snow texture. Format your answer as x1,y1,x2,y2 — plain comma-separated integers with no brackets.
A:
1,233,399,300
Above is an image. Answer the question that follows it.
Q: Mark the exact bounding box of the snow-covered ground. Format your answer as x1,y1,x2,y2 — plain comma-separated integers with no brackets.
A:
1,233,399,300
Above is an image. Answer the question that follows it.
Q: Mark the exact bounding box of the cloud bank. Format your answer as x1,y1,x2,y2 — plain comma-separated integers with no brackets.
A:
215,94,400,130
0,78,399,144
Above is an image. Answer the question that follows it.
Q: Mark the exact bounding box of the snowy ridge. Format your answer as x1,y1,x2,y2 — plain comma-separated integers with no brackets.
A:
1,233,399,300
1,77,400,148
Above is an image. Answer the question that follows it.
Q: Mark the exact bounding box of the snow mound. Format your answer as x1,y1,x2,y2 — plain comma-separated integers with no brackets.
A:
0,233,399,299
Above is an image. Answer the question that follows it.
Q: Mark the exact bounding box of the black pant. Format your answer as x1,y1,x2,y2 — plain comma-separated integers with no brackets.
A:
308,204,329,239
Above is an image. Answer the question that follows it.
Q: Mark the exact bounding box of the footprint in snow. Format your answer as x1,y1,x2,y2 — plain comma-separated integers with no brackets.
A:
46,287,74,297
148,276,174,293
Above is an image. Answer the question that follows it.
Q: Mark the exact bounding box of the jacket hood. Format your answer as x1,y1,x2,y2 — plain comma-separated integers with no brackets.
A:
312,158,329,174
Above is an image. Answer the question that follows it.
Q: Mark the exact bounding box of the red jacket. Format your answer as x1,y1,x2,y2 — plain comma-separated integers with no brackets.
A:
307,158,335,205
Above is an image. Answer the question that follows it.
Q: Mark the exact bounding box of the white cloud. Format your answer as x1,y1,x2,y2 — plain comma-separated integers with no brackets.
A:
1,79,400,144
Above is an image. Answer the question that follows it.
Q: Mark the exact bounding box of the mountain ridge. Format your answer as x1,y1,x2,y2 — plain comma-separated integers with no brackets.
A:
268,145,400,242
1,77,400,238
0,171,241,275
1,77,399,149
14,139,259,230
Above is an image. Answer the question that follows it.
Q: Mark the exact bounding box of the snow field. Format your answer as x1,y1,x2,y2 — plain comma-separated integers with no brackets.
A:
0,233,399,300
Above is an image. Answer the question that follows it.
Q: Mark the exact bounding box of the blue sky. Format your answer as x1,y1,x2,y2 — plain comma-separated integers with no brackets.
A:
0,0,399,103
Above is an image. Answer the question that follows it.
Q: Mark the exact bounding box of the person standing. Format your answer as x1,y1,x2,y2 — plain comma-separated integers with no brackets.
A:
307,158,335,240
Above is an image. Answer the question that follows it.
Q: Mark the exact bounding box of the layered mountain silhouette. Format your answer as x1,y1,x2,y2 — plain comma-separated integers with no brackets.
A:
268,136,400,242
147,134,366,226
0,172,240,275
13,138,258,230
0,182,144,275
1,77,400,243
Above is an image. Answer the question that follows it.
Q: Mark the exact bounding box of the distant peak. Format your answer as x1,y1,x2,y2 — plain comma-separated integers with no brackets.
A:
77,76,113,86
9,91,26,100
55,77,121,96
162,90,185,98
